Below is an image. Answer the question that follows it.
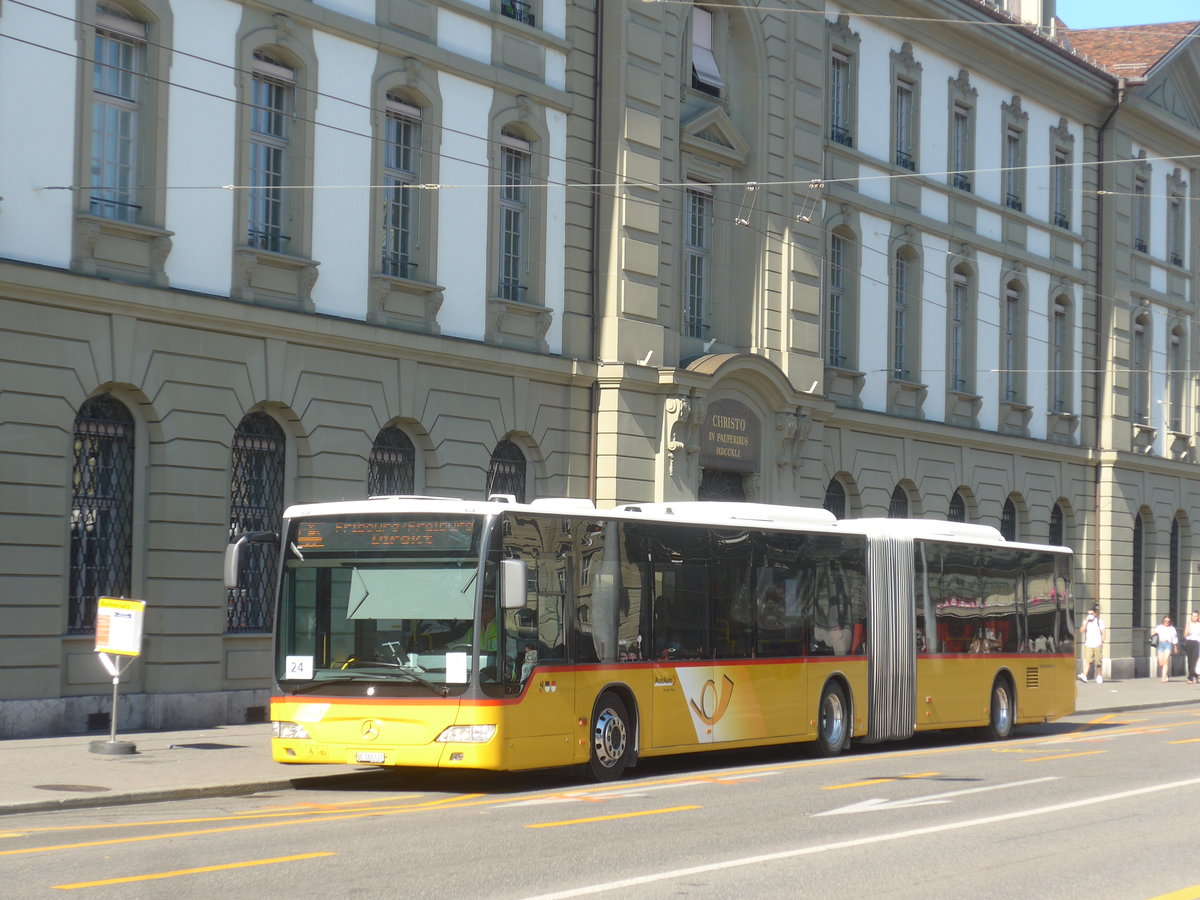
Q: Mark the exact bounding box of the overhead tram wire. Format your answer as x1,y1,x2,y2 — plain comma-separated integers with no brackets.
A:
12,2,1200,216
11,0,1199,338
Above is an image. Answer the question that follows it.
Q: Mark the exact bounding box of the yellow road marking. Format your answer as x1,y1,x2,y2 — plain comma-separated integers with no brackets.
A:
824,778,894,790
526,806,699,828
1066,713,1115,735
1169,738,1200,744
9,793,486,836
825,771,939,790
1150,885,1200,900
1023,750,1105,763
52,852,335,889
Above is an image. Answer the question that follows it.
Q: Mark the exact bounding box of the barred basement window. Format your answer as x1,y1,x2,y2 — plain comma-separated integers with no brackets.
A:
486,438,527,502
1001,498,1017,541
226,412,284,633
69,395,134,634
368,426,416,495
949,491,965,523
823,479,846,519
888,485,908,518
1049,503,1064,546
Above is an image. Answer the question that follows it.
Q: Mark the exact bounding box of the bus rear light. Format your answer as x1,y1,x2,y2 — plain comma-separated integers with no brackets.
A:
436,724,496,743
273,721,311,740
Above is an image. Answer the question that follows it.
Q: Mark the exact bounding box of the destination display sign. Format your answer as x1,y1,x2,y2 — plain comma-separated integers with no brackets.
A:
291,516,478,552
699,398,761,474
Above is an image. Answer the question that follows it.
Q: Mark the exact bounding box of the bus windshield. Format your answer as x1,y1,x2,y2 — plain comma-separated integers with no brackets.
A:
275,514,484,694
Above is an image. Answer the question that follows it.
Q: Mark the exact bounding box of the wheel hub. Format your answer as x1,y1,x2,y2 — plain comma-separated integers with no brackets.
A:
593,708,627,767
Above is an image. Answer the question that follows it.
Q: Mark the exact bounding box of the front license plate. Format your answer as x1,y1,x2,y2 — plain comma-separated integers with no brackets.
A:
356,751,386,764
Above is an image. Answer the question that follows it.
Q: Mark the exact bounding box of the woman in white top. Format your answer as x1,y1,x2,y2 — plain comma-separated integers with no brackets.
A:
1183,611,1200,685
1153,616,1179,683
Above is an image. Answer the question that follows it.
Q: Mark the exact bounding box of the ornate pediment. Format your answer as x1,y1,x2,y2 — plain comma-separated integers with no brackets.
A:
681,107,751,169
1142,70,1200,129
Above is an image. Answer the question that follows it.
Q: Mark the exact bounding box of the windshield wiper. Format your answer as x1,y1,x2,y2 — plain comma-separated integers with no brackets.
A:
287,675,376,694
394,668,451,697
285,668,450,697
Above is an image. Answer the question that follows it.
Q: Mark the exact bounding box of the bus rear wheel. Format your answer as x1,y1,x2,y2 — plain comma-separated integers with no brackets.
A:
815,682,849,756
985,678,1014,741
587,692,631,781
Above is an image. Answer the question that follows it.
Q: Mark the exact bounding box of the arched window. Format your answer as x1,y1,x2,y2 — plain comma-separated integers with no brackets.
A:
368,426,416,495
1170,518,1181,626
826,231,856,368
892,248,917,380
1132,514,1145,629
486,438,527,502
1169,326,1186,433
1001,280,1025,404
1050,502,1064,546
948,490,966,523
948,266,975,392
823,479,846,519
888,485,908,518
1050,295,1072,413
1132,314,1149,424
69,394,135,634
227,412,285,633
1000,497,1017,541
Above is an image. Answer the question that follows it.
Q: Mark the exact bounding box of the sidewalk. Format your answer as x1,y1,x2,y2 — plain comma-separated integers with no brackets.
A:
1,677,1196,817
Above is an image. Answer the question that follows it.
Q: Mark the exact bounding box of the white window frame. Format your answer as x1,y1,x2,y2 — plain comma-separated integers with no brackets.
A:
498,131,531,302
90,11,146,222
382,96,422,279
1132,314,1149,423
683,182,713,339
1051,297,1070,413
893,251,911,380
950,271,968,390
247,52,295,252
691,7,725,94
827,232,846,367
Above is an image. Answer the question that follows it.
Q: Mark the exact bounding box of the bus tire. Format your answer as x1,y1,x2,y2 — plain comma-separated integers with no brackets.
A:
985,678,1014,741
815,682,849,756
587,692,631,781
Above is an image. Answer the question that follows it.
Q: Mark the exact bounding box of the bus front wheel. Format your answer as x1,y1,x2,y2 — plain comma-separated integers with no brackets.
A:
815,682,849,756
587,692,631,781
985,678,1014,741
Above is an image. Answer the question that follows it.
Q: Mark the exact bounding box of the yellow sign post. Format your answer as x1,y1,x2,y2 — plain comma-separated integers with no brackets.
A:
91,597,146,755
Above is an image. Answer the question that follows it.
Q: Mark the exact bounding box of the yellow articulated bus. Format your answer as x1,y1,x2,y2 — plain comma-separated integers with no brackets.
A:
225,496,1075,781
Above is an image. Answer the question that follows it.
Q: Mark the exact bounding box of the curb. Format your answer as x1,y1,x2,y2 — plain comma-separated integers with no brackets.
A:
0,769,391,818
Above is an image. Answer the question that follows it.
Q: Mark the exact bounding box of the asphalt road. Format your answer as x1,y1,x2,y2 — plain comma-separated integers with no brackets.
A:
5,704,1199,898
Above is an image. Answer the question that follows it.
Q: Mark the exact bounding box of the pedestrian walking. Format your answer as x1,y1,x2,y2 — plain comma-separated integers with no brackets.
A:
1153,615,1179,683
1183,611,1200,684
1079,607,1105,683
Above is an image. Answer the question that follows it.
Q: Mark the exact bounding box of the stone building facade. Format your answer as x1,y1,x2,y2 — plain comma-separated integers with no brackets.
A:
1,0,1198,736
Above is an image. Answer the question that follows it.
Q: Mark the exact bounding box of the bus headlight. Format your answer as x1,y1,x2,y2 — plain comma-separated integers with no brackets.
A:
435,724,496,743
273,721,311,740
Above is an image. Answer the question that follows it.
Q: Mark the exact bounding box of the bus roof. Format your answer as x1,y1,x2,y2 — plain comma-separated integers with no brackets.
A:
279,496,1069,553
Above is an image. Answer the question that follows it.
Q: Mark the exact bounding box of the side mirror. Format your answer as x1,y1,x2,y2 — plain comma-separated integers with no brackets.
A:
224,532,278,589
500,558,528,610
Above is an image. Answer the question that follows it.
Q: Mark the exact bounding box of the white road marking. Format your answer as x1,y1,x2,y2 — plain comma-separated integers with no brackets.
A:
521,776,1200,899
813,776,1058,816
